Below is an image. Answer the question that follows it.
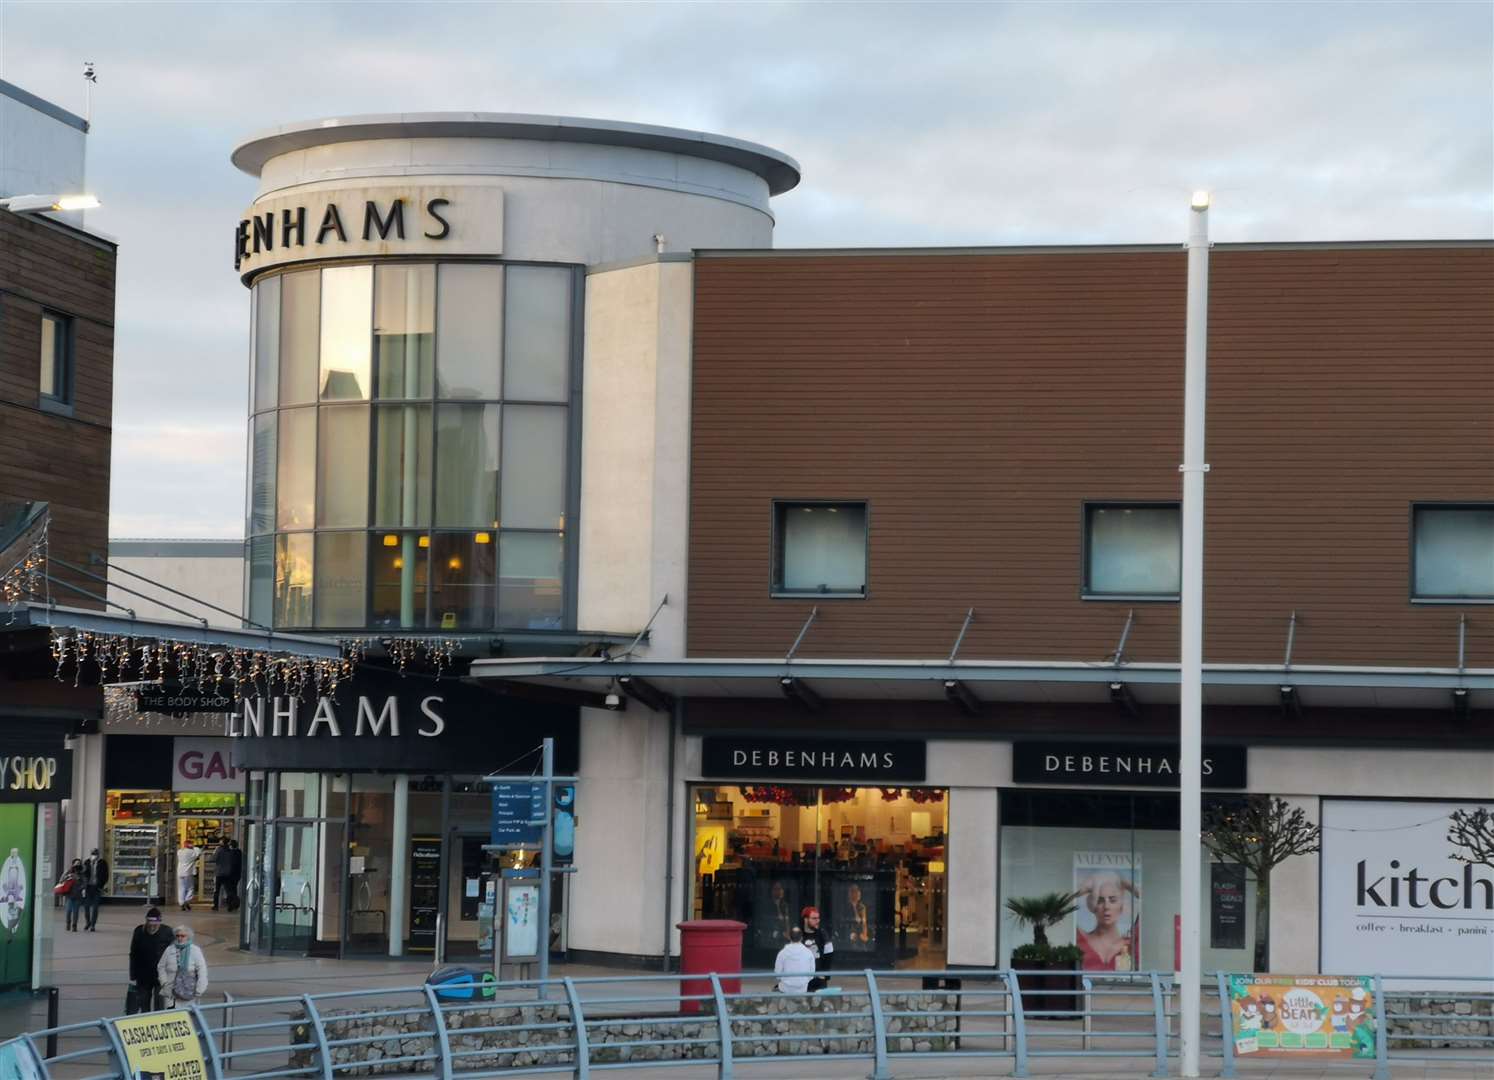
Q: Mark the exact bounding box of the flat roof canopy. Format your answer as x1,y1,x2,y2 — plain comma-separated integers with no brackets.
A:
469,656,1493,711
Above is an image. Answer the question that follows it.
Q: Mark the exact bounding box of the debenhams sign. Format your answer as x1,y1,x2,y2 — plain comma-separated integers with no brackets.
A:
234,184,504,279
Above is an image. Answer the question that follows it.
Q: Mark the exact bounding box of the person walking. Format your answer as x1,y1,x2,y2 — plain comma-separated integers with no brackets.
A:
157,925,208,1008
176,842,201,912
127,907,173,1013
80,848,109,931
211,839,232,911
774,927,816,994
58,858,83,931
224,840,243,912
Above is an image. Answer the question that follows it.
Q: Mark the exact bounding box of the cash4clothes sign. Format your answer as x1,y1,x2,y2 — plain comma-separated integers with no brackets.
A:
1227,974,1376,1059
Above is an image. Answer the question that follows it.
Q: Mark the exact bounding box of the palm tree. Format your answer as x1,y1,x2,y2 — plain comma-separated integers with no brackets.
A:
1005,891,1081,948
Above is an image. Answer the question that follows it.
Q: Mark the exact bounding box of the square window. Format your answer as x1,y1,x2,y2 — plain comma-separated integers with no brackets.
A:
1084,503,1181,599
772,501,868,597
1413,505,1494,601
39,311,74,406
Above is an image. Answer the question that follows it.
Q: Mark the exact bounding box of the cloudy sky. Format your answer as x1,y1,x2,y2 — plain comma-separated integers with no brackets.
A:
1,1,1489,539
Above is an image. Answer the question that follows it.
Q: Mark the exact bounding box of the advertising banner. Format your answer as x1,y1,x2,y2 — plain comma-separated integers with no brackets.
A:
111,1011,208,1080
1211,862,1248,950
0,806,35,989
1226,974,1376,1058
1073,852,1141,971
172,738,242,794
1320,799,1494,980
503,881,542,961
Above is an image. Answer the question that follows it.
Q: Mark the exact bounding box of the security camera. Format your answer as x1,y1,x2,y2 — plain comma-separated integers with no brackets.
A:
604,692,622,710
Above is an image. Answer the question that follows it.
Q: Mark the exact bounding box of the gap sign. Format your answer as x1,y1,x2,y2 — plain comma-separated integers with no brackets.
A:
490,783,546,847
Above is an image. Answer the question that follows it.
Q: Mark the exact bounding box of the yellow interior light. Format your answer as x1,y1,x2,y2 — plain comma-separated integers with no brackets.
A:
392,557,404,569
418,536,430,548
475,532,492,544
382,534,398,547
929,861,946,875
448,556,462,570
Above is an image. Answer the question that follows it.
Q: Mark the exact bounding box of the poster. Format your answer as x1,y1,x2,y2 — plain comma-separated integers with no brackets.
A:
752,877,801,951
503,881,541,960
1227,974,1376,1058
834,878,877,953
0,807,35,989
408,837,441,953
1073,852,1141,971
111,1011,208,1080
1320,799,1494,981
1211,863,1247,950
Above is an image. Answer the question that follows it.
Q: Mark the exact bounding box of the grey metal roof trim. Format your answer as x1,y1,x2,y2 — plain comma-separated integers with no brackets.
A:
231,112,802,195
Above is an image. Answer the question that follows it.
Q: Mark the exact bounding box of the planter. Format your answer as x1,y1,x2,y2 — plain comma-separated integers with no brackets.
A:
1016,958,1080,1018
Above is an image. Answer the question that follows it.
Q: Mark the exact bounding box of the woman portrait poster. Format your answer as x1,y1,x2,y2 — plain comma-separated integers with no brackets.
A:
1073,853,1141,971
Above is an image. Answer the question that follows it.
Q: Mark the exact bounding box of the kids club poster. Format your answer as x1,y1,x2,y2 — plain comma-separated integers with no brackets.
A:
1227,974,1376,1059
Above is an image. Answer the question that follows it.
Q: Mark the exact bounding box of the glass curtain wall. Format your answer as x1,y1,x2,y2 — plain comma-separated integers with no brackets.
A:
245,261,577,632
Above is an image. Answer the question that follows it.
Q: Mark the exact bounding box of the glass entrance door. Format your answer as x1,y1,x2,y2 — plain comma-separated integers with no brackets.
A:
273,821,318,954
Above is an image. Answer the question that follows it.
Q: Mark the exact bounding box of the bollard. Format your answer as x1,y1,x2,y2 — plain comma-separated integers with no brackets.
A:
45,986,59,1060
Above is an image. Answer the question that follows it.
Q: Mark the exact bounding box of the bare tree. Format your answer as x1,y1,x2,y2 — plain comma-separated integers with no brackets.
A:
1448,807,1494,869
1201,796,1320,973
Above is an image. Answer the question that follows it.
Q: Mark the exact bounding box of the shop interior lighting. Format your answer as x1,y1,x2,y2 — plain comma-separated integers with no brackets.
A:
0,193,100,214
382,534,398,547
392,557,404,569
474,532,492,544
447,556,462,570
418,536,430,548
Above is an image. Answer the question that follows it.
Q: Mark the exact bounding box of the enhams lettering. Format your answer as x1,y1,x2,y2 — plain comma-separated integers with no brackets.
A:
235,197,452,270
233,696,446,738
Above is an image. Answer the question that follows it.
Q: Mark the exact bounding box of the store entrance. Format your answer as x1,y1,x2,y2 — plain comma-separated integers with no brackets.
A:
691,785,949,970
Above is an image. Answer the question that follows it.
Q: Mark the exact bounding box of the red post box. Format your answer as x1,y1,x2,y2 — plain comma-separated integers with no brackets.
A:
677,919,746,1014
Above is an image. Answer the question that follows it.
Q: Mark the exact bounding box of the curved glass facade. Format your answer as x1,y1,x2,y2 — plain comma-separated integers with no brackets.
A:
246,262,579,632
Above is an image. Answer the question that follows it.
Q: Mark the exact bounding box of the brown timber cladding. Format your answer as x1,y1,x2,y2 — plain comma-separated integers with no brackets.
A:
0,210,116,609
687,246,1494,669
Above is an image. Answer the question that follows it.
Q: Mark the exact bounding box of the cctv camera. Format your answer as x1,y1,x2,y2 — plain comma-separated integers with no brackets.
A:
604,692,622,710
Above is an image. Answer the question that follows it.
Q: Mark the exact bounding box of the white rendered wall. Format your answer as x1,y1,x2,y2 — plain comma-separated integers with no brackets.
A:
569,704,673,958
107,550,245,624
0,92,85,199
577,260,692,654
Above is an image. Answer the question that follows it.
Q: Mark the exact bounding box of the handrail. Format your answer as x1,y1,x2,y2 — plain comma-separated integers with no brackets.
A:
10,968,1493,1080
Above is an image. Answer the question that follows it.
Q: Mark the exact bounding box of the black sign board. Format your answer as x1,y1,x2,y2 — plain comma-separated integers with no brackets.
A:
1210,862,1248,950
0,733,71,803
409,837,442,953
135,686,236,715
701,736,925,783
1011,741,1247,789
490,784,545,847
230,669,578,774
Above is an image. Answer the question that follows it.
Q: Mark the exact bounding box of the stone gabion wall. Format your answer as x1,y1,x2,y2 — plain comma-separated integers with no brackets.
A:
1384,995,1494,1050
290,990,959,1074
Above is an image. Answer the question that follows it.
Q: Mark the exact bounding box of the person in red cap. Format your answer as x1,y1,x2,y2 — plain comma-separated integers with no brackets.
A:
800,905,834,990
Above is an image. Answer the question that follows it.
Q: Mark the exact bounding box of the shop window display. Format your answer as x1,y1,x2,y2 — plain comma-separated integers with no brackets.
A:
998,790,1255,974
691,785,949,970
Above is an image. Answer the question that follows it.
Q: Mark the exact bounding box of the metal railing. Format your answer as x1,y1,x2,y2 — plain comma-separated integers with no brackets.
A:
7,970,1491,1079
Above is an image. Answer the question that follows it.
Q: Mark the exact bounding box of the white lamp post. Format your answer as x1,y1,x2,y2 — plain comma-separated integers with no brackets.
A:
1179,189,1211,1077
0,194,100,214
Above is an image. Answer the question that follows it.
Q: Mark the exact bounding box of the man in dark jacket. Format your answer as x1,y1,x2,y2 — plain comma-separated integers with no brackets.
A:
127,907,172,1012
80,849,109,931
212,839,233,911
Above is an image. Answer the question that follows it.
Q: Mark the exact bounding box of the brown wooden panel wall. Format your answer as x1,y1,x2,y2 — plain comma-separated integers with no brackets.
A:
0,211,116,609
687,246,1494,668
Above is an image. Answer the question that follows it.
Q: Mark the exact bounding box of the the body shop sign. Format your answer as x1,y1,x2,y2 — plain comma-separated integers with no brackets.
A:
1321,799,1494,981
172,738,242,794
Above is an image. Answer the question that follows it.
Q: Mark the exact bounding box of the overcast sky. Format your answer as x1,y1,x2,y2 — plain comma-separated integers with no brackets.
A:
2,1,1490,539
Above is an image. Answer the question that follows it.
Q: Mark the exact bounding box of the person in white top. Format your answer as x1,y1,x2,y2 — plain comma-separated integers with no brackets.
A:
774,927,817,994
176,844,201,911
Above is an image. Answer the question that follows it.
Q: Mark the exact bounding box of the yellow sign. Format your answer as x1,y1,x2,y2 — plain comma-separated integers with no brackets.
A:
112,1011,207,1080
1227,974,1376,1059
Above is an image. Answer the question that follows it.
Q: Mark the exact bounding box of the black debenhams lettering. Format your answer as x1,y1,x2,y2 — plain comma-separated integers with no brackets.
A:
235,197,452,269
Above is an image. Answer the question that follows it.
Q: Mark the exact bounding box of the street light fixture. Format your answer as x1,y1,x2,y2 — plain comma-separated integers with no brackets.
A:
0,194,101,214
